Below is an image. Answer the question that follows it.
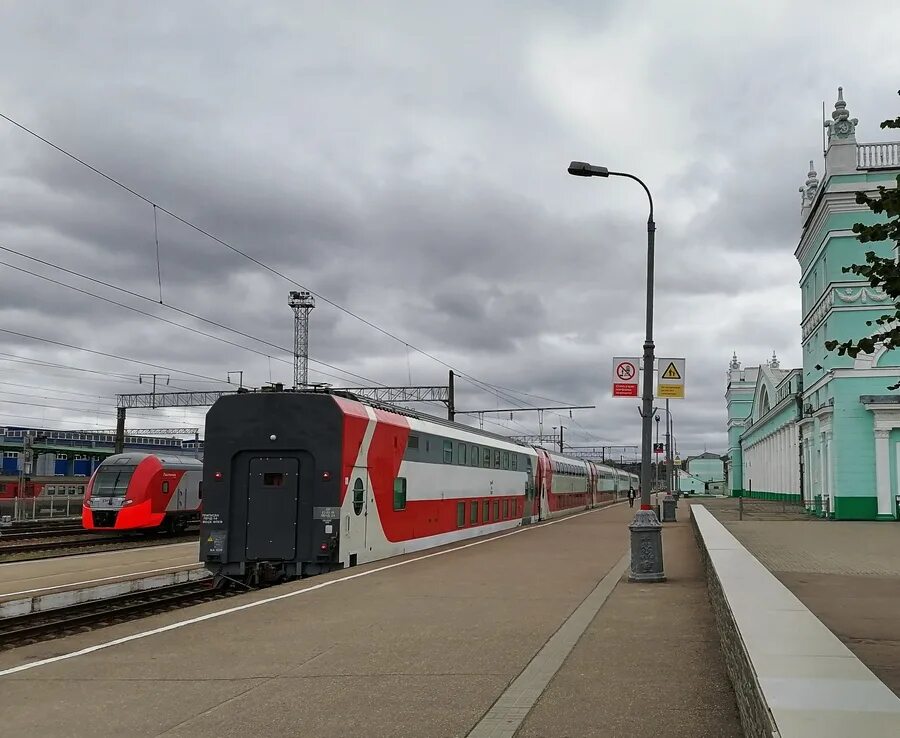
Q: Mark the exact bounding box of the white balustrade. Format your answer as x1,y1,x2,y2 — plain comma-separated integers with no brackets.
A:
857,142,900,170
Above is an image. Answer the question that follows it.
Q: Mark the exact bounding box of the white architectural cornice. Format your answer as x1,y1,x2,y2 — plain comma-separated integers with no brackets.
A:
796,182,896,264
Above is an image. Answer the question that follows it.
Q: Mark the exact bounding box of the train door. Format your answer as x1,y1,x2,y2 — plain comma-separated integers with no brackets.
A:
343,467,368,563
523,457,536,524
245,457,299,561
176,483,186,512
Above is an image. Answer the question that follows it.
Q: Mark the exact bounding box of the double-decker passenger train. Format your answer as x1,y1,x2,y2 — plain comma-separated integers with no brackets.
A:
82,452,202,532
200,388,637,584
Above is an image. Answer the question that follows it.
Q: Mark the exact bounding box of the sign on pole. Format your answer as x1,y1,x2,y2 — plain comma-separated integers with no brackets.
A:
656,358,685,399
612,357,639,397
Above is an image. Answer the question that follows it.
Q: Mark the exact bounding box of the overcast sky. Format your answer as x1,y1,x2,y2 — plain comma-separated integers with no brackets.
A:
0,0,897,455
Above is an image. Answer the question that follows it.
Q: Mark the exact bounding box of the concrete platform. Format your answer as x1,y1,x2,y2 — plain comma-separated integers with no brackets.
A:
692,504,900,737
517,507,743,738
0,501,741,737
699,497,900,697
0,542,203,617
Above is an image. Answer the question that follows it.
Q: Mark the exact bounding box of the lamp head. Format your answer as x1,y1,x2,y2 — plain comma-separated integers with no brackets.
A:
567,161,610,177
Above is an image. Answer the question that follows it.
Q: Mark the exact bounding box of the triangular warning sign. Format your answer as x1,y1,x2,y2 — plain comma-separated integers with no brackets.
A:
662,362,681,380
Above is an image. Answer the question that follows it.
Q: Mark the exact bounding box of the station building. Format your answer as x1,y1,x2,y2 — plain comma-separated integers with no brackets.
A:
0,426,202,477
726,88,900,520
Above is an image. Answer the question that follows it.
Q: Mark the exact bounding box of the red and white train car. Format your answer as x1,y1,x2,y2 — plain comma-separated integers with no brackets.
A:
200,389,636,583
82,452,202,532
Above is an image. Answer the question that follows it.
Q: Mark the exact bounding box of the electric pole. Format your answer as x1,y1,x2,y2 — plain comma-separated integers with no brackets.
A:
289,290,315,388
139,374,170,408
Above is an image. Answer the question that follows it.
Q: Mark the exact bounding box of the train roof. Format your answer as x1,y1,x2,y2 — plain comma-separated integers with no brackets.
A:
98,452,203,467
220,387,604,466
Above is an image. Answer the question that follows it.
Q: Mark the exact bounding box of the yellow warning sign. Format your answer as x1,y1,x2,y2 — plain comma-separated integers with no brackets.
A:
661,362,681,380
656,358,685,399
657,384,684,398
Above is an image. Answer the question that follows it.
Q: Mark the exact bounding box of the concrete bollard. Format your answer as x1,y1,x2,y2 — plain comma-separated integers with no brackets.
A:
662,493,677,522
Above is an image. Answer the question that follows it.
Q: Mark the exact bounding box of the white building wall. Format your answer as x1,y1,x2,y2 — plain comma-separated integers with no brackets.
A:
741,426,801,496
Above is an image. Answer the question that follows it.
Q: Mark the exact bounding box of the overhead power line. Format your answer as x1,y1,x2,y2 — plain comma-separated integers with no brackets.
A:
0,245,384,388
0,111,585,421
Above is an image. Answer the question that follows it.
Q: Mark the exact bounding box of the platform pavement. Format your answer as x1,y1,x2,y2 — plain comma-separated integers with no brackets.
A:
516,507,743,738
698,499,900,698
0,541,201,599
0,501,741,737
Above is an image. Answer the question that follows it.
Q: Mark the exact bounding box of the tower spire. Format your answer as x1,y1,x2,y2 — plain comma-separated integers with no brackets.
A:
823,86,859,174
799,159,820,216
770,350,780,369
729,352,740,370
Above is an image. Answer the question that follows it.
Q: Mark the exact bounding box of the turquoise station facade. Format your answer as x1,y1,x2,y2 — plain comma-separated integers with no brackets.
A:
726,88,900,520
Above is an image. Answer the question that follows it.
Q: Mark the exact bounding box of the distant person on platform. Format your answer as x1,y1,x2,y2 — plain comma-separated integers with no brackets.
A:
628,486,636,508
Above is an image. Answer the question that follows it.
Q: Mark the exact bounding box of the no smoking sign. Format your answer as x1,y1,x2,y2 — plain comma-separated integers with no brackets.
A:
612,357,639,397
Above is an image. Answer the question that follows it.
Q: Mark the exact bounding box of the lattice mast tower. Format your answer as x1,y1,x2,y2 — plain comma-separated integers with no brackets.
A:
288,290,315,388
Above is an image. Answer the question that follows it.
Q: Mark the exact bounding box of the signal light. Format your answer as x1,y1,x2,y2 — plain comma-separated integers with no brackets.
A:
322,471,331,481
320,543,328,551
214,472,223,481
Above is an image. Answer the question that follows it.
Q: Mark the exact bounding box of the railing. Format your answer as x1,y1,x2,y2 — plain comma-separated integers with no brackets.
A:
857,142,900,170
0,495,84,522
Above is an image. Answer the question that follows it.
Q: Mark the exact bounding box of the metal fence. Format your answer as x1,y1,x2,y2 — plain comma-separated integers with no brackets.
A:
0,495,84,522
694,496,809,522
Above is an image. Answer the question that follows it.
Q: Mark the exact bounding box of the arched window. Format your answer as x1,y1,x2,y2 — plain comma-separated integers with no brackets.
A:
759,386,770,416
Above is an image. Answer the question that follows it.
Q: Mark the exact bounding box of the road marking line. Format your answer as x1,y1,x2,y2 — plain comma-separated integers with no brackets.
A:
2,564,202,598
0,505,617,678
467,552,629,737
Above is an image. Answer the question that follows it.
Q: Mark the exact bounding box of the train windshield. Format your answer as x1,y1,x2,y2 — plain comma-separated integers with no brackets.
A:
92,467,135,497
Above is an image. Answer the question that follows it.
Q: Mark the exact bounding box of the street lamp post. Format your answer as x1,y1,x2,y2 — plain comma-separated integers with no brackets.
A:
568,161,665,583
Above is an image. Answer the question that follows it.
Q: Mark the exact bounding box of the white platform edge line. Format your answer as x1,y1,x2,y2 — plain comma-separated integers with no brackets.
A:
0,505,610,678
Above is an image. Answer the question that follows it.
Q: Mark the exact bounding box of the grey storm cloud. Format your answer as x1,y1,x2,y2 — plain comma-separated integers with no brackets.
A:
0,0,898,452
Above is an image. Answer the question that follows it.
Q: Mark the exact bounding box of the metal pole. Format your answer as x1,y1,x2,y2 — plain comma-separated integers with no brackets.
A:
628,180,665,580
567,162,664,582
448,370,455,422
559,425,565,454
114,407,126,455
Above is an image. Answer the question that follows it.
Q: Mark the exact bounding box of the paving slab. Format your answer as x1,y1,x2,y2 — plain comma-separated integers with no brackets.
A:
516,507,743,738
0,504,637,737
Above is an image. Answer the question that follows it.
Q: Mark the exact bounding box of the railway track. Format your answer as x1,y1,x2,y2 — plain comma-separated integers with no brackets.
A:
0,579,236,650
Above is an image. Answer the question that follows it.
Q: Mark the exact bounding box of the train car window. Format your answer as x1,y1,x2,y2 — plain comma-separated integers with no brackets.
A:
263,473,283,487
503,499,509,519
408,435,419,450
511,455,518,471
426,440,431,452
46,485,55,496
457,443,467,465
502,452,509,470
470,501,478,524
353,479,364,515
393,478,407,511
443,440,453,464
470,445,478,467
456,502,465,528
493,450,501,469
198,481,203,500
493,500,499,521
68,486,77,495
483,500,490,521
162,481,170,494
482,448,491,468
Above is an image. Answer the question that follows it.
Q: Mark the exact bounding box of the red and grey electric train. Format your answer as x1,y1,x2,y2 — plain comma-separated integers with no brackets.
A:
200,388,637,583
82,452,203,532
